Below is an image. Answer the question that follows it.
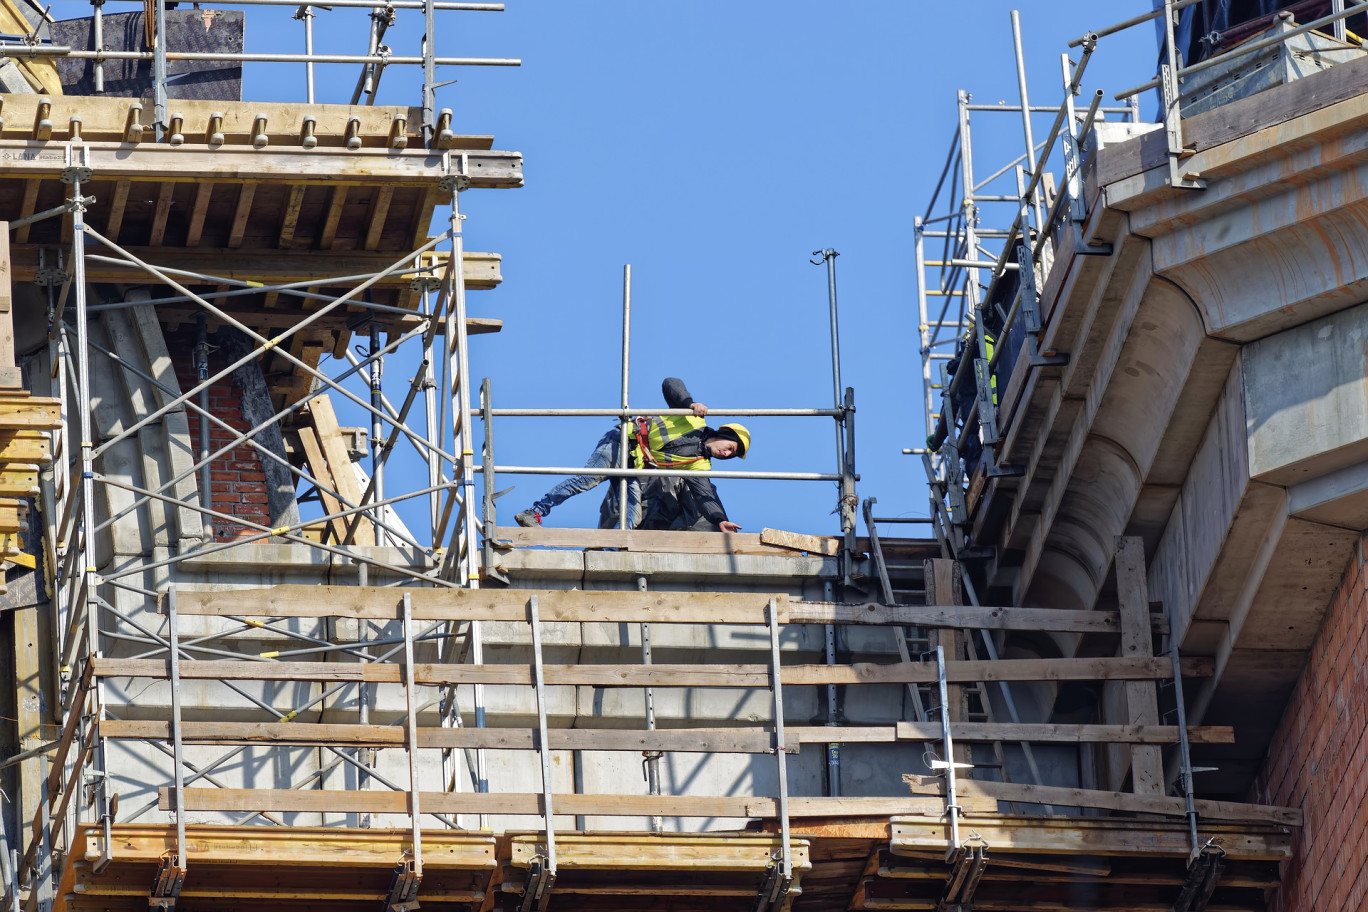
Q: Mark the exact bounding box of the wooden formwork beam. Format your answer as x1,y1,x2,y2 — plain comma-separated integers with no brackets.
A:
159,788,993,820
96,717,1235,749
93,655,1210,687
165,584,1170,633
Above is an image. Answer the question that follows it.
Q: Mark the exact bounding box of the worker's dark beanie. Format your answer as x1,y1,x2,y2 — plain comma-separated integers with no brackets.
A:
712,426,745,457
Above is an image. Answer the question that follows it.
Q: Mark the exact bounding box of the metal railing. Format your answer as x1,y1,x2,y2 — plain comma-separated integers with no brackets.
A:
0,0,520,143
475,261,863,586
914,1,1367,550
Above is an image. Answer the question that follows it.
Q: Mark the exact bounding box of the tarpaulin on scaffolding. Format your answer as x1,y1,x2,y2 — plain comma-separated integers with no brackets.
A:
49,8,243,101
1153,0,1366,64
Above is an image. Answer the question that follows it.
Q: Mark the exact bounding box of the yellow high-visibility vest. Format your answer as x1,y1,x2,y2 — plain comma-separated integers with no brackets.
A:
632,416,713,471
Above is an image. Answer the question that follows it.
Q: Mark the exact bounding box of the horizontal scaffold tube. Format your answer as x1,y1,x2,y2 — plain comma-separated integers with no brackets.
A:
484,408,843,417
484,465,843,481
0,47,520,66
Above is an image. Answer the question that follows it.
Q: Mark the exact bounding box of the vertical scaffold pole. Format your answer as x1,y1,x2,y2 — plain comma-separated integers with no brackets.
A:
299,5,316,104
369,322,386,546
638,576,661,831
167,586,186,873
401,593,425,879
445,167,488,825
422,287,441,533
766,597,792,899
481,378,497,581
422,0,438,144
617,265,632,530
92,1,106,95
527,595,557,911
1010,9,1044,232
935,644,962,861
153,0,168,141
1167,609,1200,853
914,218,936,446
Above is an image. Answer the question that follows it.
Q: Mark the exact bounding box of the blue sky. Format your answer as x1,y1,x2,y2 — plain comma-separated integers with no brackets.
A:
231,1,1154,539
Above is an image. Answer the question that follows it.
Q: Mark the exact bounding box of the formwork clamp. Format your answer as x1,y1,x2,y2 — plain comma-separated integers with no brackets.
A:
147,854,185,911
384,856,422,912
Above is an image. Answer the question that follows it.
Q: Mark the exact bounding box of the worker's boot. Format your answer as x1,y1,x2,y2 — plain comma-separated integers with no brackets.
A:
515,509,543,527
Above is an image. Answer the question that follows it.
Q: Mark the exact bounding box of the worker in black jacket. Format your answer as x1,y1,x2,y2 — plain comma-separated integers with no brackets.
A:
514,378,750,532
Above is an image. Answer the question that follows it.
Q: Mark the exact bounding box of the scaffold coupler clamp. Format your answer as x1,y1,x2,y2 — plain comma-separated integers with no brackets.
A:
751,852,792,912
519,852,555,912
384,855,422,912
641,749,663,781
148,854,185,910
1172,838,1227,912
938,833,989,912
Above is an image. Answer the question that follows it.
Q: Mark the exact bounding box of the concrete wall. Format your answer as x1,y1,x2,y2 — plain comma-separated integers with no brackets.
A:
1244,302,1368,485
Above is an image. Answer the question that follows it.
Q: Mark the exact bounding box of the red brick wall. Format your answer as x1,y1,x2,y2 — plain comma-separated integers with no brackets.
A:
1252,534,1368,912
168,331,270,541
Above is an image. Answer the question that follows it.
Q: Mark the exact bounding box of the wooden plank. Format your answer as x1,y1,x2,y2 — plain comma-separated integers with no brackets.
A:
277,184,307,249
172,584,786,623
788,602,1167,634
0,400,60,428
227,183,256,249
160,788,989,819
881,854,1111,877
73,822,495,867
13,600,44,864
292,425,349,545
68,866,483,903
759,528,842,556
0,97,493,148
363,184,396,250
140,303,499,339
93,655,1208,688
0,225,13,377
318,185,348,249
166,586,1204,650
902,775,1302,828
924,558,970,768
12,179,40,245
148,181,175,246
0,140,523,189
91,707,1231,749
895,721,1234,744
1116,536,1162,796
101,179,132,246
505,833,812,871
304,395,374,546
890,814,1293,860
100,720,777,754
494,525,786,555
184,180,213,247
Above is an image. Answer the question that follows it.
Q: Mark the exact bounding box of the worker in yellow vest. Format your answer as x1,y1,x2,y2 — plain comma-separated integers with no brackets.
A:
515,378,750,532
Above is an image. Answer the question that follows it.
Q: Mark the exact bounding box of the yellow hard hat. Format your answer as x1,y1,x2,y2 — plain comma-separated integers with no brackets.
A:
719,423,750,459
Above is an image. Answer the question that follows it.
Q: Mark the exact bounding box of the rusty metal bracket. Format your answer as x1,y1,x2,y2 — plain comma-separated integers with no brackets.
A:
148,855,185,911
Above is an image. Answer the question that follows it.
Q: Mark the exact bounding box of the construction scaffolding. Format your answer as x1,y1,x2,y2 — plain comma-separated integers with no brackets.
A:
0,3,1322,912
914,0,1368,554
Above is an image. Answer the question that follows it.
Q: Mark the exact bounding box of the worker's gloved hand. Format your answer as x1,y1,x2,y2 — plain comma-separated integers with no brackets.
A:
926,434,938,451
718,521,742,533
691,402,708,417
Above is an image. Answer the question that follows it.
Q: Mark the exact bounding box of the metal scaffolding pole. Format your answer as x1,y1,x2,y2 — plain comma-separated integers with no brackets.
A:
443,175,488,824
618,264,632,531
